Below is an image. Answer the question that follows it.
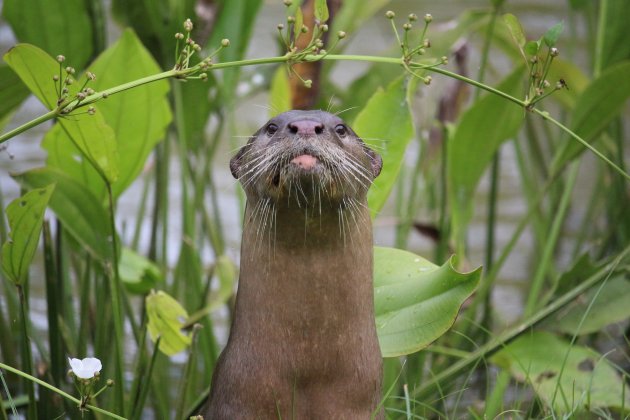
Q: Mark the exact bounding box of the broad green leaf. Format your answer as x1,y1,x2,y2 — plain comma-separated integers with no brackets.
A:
374,247,481,357
502,14,526,63
551,275,630,335
269,66,291,117
2,0,93,70
492,331,630,412
4,44,59,109
208,0,264,102
13,167,114,262
448,67,525,241
595,0,630,69
43,29,171,199
1,184,55,285
543,21,564,47
354,76,414,216
5,44,119,183
111,0,195,66
551,60,630,172
0,65,30,123
207,255,237,311
119,248,163,294
146,290,192,356
314,0,329,23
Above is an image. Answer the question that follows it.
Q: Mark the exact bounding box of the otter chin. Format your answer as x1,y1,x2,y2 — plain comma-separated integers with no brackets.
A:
202,110,384,419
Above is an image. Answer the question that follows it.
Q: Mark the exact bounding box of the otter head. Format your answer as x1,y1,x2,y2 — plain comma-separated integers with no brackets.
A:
230,110,382,206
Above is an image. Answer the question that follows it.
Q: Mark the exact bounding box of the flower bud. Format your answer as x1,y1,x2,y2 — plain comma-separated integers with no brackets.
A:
423,39,430,48
441,55,448,64
315,39,324,48
86,71,96,81
277,23,285,30
193,43,201,51
107,379,114,387
283,0,292,5
88,106,96,115
550,47,559,57
423,76,432,85
53,75,60,81
403,23,412,31
175,32,184,40
417,48,425,55
221,39,230,47
66,77,74,85
319,49,327,55
385,11,395,19
337,31,346,39
56,55,65,63
304,79,312,88
301,25,308,33
102,92,109,99
530,56,538,63
287,16,295,23
184,18,193,32
200,73,208,81
424,14,433,23
542,80,550,88
408,13,418,21
65,67,75,75
320,24,328,32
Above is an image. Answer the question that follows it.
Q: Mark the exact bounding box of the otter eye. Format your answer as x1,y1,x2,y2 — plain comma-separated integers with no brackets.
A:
335,124,347,136
266,123,278,136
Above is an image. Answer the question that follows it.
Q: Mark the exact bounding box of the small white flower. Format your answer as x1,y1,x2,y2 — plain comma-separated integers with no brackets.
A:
68,357,102,379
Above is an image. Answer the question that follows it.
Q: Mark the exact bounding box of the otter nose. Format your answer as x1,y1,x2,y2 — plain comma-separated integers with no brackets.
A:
287,120,324,135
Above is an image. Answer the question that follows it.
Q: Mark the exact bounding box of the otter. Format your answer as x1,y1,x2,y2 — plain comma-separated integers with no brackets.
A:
202,110,384,419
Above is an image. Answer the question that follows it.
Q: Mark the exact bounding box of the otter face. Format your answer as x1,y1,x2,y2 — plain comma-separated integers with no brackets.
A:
230,110,382,204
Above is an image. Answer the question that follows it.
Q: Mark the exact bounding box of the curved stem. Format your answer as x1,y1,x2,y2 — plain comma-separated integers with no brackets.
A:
0,362,126,420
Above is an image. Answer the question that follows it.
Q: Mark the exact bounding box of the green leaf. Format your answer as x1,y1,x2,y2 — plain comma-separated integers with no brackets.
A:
1,184,55,285
4,44,59,109
146,290,192,356
119,248,163,294
492,331,630,412
543,21,564,47
524,39,541,56
0,65,30,124
2,0,93,70
208,0,264,102
4,44,119,184
595,0,630,69
314,0,329,23
551,275,630,335
374,247,481,357
502,13,526,62
448,67,525,241
12,167,114,262
269,66,291,117
353,76,414,216
43,29,171,199
551,60,630,172
207,255,237,311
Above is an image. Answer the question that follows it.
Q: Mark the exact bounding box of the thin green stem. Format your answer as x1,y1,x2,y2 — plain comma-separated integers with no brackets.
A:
0,109,58,145
16,285,37,420
0,362,126,419
106,183,125,413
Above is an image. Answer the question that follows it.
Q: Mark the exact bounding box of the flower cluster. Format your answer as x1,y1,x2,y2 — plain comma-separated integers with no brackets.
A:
53,55,99,115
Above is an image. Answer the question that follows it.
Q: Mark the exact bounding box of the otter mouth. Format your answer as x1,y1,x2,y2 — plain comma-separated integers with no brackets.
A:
270,151,322,188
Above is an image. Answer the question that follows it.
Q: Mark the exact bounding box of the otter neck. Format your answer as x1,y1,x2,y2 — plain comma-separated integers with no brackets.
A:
233,195,375,335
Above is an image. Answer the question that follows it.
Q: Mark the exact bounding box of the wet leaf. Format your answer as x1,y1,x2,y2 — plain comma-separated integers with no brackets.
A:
374,247,481,357
354,76,414,216
1,184,55,285
492,331,630,412
269,66,291,117
119,248,162,294
13,167,114,262
3,0,93,70
448,67,525,241
146,290,192,356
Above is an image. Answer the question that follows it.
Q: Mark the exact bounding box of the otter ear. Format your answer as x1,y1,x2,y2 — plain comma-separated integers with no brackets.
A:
230,146,247,179
364,146,383,178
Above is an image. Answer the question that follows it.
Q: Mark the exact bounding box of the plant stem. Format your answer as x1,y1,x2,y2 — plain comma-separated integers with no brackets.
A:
0,362,126,420
16,284,37,420
106,183,125,413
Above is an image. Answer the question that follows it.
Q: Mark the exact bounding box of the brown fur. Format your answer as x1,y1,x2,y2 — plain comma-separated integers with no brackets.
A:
202,110,383,419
